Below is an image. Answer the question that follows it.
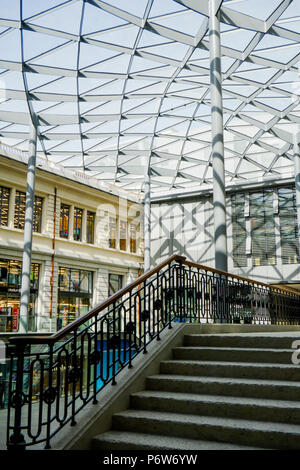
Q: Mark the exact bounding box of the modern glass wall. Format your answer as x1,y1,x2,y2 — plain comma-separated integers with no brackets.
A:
231,193,247,267
278,187,299,265
231,186,298,267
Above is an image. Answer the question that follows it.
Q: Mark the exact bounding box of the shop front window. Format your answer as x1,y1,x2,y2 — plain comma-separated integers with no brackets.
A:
0,185,10,227
60,203,70,239
57,267,93,330
73,207,83,241
108,273,123,296
0,259,39,332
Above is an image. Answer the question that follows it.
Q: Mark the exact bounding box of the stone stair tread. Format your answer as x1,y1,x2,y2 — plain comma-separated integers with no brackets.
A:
91,332,300,450
131,390,300,409
113,409,300,434
185,333,300,338
161,359,300,369
175,346,294,352
92,431,265,450
148,374,300,388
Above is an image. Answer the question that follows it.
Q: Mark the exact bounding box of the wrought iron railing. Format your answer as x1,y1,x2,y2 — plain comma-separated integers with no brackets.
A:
6,255,300,449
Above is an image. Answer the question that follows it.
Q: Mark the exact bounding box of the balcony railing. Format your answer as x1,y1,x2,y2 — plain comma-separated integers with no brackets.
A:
6,254,300,449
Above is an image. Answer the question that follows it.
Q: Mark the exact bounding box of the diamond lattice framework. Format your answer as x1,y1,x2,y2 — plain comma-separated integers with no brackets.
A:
0,0,299,195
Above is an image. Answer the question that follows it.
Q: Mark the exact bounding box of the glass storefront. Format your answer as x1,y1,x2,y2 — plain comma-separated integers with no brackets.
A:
0,260,40,332
57,267,93,329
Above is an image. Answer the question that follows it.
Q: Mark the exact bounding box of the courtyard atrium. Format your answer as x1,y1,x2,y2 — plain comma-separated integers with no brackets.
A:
1,0,300,454
0,0,299,195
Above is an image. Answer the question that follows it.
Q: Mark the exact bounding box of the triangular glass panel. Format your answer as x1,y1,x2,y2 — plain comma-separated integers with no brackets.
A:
82,2,127,35
29,2,83,35
149,0,186,19
0,0,19,20
225,0,283,21
29,42,78,69
91,25,140,49
0,29,21,62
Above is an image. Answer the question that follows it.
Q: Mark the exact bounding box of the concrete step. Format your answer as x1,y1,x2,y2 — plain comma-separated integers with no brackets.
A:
92,431,264,450
146,374,300,401
184,333,300,349
160,360,300,381
130,390,300,424
173,346,294,364
112,409,300,449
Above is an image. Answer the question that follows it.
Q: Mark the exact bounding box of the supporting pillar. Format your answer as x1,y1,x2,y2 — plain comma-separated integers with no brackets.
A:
209,0,228,272
19,118,38,333
293,133,300,257
144,172,151,272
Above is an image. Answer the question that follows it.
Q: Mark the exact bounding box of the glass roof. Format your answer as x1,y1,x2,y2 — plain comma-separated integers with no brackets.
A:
0,0,299,195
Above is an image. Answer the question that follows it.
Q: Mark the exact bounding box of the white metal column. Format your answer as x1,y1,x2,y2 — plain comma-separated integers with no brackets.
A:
209,0,228,272
19,118,38,333
144,172,151,272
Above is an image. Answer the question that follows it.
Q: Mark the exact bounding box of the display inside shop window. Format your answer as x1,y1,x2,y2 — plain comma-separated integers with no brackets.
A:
0,259,39,332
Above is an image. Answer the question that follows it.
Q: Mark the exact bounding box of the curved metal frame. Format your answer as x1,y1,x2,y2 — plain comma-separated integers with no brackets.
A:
0,0,299,193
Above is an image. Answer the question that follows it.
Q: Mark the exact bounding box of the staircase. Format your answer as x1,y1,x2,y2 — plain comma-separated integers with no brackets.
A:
92,332,300,450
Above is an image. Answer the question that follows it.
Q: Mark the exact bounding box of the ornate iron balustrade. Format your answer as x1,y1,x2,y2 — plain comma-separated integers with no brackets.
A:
6,255,300,449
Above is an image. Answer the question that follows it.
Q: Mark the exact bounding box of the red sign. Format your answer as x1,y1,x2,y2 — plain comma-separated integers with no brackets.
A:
12,306,19,331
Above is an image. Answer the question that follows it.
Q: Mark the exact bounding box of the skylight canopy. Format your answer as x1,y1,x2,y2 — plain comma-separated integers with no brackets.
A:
0,0,299,194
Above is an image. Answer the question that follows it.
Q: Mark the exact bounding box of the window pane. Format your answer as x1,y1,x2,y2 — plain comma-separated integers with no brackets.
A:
57,267,93,329
60,204,70,238
108,273,123,296
109,217,117,249
14,191,43,231
74,207,83,241
33,196,43,233
231,194,247,267
250,190,276,266
58,267,69,290
14,191,26,229
129,223,137,253
87,211,95,244
279,187,299,264
119,219,127,251
0,186,10,226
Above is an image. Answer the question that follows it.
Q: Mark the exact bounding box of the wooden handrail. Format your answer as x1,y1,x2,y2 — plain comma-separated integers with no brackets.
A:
9,254,186,345
9,253,300,345
183,260,300,296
